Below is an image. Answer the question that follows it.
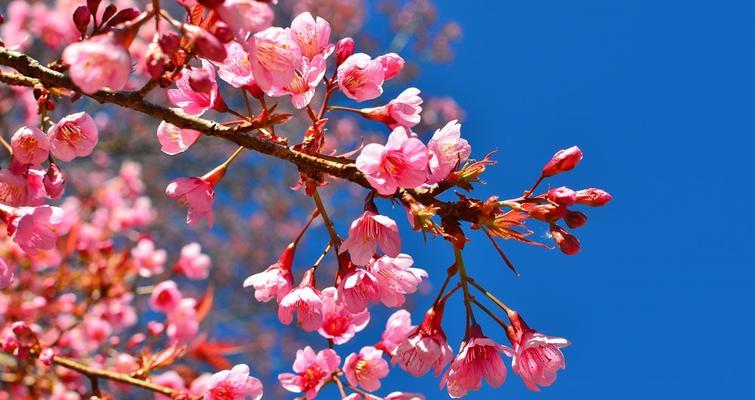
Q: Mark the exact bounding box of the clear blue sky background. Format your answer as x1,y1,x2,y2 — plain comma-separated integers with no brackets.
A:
326,0,753,399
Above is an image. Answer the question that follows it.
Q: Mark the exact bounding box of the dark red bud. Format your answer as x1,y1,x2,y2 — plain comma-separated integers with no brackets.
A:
101,4,117,25
335,37,355,65
547,186,577,206
212,21,234,43
564,210,587,229
73,6,91,34
158,32,180,55
105,8,141,28
87,0,102,17
1,12,5,25
550,225,581,255
44,162,66,199
188,68,213,93
575,188,612,207
194,30,227,62
542,146,583,177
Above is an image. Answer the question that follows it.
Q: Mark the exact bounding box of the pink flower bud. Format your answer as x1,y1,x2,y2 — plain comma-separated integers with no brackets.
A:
159,32,180,56
73,6,91,34
575,188,612,206
377,53,405,80
550,225,580,255
43,162,65,199
186,25,227,62
564,210,587,229
526,204,566,223
542,146,583,177
336,37,355,65
546,186,576,206
39,348,54,366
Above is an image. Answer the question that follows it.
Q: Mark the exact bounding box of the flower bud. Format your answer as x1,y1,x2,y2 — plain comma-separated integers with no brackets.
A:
101,4,117,25
550,225,580,255
73,6,91,34
87,0,101,17
542,146,583,177
106,8,141,28
335,37,355,65
212,21,234,43
547,186,576,206
564,210,587,229
190,26,227,62
158,31,180,56
44,162,66,199
575,188,612,207
39,348,55,366
377,53,405,80
525,203,566,223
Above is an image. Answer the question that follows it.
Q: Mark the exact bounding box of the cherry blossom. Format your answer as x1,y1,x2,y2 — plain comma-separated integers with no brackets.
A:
204,364,264,400
426,120,471,184
130,238,167,277
340,210,401,265
216,0,274,37
47,112,99,162
290,12,334,60
317,287,370,345
337,53,385,101
379,309,416,354
248,27,302,92
167,60,223,116
507,311,570,391
61,35,131,94
10,126,49,165
243,244,295,302
165,177,216,227
369,254,427,307
361,87,423,129
278,346,341,399
355,127,429,195
175,242,212,280
392,304,453,377
156,121,201,155
216,42,255,89
149,280,183,313
343,346,389,391
278,268,323,332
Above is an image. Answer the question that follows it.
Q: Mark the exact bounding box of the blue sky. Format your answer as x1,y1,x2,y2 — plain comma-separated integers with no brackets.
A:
329,0,754,398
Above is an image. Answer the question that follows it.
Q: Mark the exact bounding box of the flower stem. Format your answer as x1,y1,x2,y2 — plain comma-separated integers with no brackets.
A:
454,247,476,333
312,188,341,247
467,277,512,314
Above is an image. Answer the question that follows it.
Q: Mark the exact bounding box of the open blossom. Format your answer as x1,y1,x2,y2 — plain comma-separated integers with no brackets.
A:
377,53,405,80
216,0,274,37
0,166,45,207
340,210,401,265
507,311,570,391
338,267,381,313
47,112,99,162
156,121,201,155
5,205,64,255
269,55,326,109
392,304,453,377
356,127,429,195
153,371,186,400
168,60,223,116
427,120,472,184
278,268,323,331
61,35,131,94
318,287,369,345
344,346,390,391
369,254,427,307
379,309,416,354
149,280,183,313
165,177,216,227
248,27,302,92
131,239,167,277
290,12,334,60
243,244,295,302
441,324,513,398
216,42,255,88
175,242,212,280
204,364,264,400
11,127,49,165
0,258,14,289
337,53,385,101
361,88,423,129
278,347,340,400
166,298,199,343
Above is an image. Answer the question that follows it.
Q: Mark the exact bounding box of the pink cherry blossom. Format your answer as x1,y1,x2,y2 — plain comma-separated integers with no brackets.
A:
278,268,323,332
392,305,453,377
190,373,212,397
361,87,423,129
6,205,64,255
0,258,14,289
507,312,570,391
0,166,45,207
130,238,166,278
339,210,401,265
248,27,302,92
204,364,264,400
168,60,222,116
426,120,472,184
369,254,427,307
337,53,385,102
338,267,381,313
175,242,212,280
379,309,416,354
441,324,513,398
385,393,425,400
216,0,274,37
290,12,334,60
47,112,99,162
377,53,405,81
355,127,429,195
278,346,341,400
165,177,216,227
344,346,389,391
156,121,201,155
269,55,326,109
166,298,199,343
215,42,255,89
149,280,183,313
61,36,131,94
243,245,295,302
153,370,186,400
317,287,369,345
11,126,49,165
